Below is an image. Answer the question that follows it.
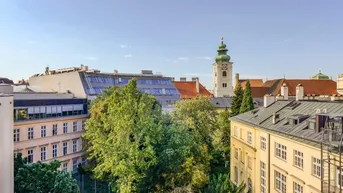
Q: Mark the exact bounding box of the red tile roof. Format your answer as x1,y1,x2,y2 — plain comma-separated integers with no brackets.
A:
251,87,270,98
263,79,338,96
173,81,211,99
239,79,264,88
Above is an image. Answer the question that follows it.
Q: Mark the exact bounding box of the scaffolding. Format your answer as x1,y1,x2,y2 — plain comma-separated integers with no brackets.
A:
321,114,343,193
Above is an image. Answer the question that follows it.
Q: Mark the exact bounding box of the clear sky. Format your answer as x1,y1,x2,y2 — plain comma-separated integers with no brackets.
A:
1,0,343,89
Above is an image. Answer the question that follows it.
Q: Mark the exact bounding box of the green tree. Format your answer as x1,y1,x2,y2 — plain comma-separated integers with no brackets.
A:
231,83,244,116
14,154,79,193
83,79,164,193
171,97,219,190
239,80,254,114
202,173,246,193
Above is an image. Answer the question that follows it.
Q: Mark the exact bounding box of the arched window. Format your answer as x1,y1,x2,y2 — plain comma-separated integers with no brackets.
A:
222,71,227,77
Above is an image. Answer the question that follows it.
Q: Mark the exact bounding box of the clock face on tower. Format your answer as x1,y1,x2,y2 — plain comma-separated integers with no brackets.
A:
222,64,228,70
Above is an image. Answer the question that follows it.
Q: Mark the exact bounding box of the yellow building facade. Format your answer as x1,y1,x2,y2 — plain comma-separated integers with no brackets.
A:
230,99,343,193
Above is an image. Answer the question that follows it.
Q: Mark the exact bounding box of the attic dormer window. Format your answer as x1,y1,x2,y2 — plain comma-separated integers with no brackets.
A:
309,121,316,130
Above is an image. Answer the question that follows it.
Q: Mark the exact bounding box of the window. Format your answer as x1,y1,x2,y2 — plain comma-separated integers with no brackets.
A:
275,143,287,160
73,159,78,172
82,120,86,130
63,142,68,155
14,129,20,142
248,156,252,169
222,83,227,88
240,149,244,163
309,121,315,130
73,139,78,153
240,128,243,139
52,144,58,158
234,126,238,137
222,71,227,77
294,150,303,169
247,131,252,144
52,124,58,136
41,147,46,161
234,166,238,183
27,149,34,163
63,123,68,134
234,148,238,159
261,161,266,193
293,182,303,193
27,127,34,140
261,136,266,151
73,121,78,132
63,162,68,172
41,126,46,137
312,157,321,178
248,178,252,193
275,170,286,193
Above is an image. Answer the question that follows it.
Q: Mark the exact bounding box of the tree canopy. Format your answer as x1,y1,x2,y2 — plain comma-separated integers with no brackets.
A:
84,79,245,193
231,83,244,116
240,80,254,114
14,153,79,193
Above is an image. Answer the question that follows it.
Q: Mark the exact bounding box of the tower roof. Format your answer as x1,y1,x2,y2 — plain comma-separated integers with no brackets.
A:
215,37,231,63
311,70,330,80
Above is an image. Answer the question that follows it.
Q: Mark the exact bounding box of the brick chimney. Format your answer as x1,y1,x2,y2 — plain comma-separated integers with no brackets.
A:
180,77,187,81
280,83,288,100
234,73,240,87
296,84,304,101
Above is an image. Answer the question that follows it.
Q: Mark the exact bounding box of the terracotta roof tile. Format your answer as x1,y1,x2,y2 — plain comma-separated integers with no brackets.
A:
239,79,264,88
251,87,270,98
173,81,211,99
263,79,337,96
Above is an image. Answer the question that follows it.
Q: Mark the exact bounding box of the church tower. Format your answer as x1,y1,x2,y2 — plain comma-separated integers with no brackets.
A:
213,38,233,97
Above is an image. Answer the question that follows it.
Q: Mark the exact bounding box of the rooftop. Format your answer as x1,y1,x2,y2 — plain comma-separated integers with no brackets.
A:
231,100,343,145
173,80,211,99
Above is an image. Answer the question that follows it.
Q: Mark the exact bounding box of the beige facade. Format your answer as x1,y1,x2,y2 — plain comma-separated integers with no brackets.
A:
213,62,233,97
0,95,14,193
14,115,88,171
338,74,343,95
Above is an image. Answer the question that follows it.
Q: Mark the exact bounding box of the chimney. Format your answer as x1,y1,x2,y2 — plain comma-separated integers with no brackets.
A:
272,113,279,124
234,73,240,87
191,77,197,82
170,77,175,81
195,77,200,94
296,84,304,101
280,83,288,100
264,94,275,108
180,77,187,81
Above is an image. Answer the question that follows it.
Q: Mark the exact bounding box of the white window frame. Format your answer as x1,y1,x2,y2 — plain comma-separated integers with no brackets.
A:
275,143,287,160
73,139,78,153
63,122,68,134
293,181,303,193
261,161,266,193
312,157,321,178
260,136,266,151
41,126,46,137
14,129,20,142
234,166,238,183
52,144,58,158
73,159,78,172
28,127,34,140
82,120,86,130
247,131,252,144
294,150,303,169
234,126,238,137
41,146,46,161
337,167,343,188
52,124,58,136
73,121,78,132
27,149,34,163
63,142,68,155
275,170,286,193
63,162,68,172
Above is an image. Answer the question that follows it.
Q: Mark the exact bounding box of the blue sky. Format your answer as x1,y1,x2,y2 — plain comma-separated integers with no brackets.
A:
1,0,343,89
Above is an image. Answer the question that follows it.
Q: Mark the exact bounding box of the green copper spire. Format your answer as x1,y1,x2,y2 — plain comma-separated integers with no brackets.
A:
215,37,231,63
311,69,330,80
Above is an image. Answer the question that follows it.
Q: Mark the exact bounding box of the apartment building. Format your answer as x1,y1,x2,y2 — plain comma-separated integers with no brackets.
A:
0,94,14,193
1,83,89,172
28,65,180,109
230,83,343,193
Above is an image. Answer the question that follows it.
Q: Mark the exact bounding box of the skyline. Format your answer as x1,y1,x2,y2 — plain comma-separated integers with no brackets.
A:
1,0,343,88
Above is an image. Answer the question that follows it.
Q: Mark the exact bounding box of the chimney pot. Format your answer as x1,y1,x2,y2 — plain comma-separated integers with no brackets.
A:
180,77,187,81
264,94,275,107
296,84,304,101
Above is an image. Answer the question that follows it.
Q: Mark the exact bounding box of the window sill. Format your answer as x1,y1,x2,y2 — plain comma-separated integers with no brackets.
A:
293,165,304,171
312,174,321,179
275,156,287,163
